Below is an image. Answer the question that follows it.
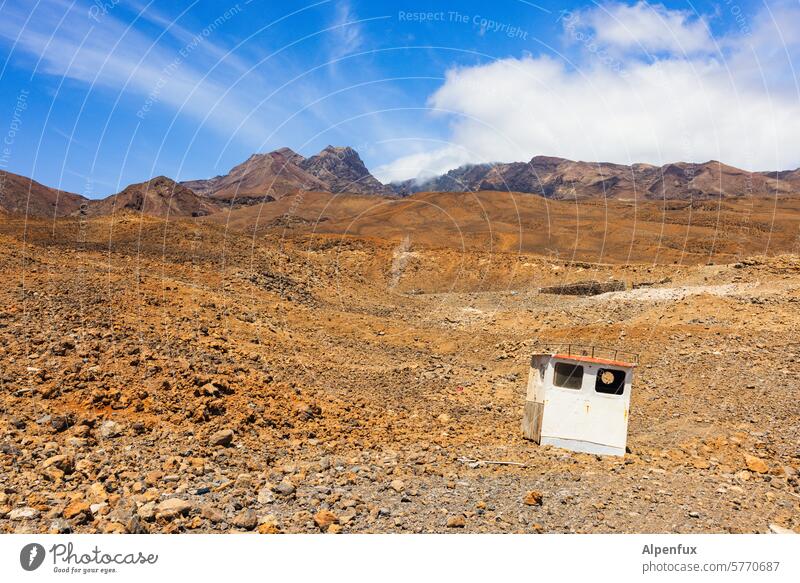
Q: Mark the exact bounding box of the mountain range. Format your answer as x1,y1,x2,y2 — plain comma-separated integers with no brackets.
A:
2,146,800,219
392,157,800,200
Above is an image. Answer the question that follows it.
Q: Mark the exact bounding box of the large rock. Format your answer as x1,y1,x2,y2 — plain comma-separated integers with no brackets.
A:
257,515,281,534
99,420,123,439
63,499,91,520
42,454,75,474
446,515,466,528
9,507,40,521
155,498,192,520
257,487,275,505
50,415,75,432
523,490,544,506
314,509,338,530
232,509,258,531
200,505,224,524
209,429,234,447
273,479,296,496
137,501,157,521
744,454,769,474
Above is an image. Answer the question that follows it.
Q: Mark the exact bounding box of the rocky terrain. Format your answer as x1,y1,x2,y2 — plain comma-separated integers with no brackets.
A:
0,207,798,534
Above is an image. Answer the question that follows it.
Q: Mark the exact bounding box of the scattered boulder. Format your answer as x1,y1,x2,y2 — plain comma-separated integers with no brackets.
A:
63,499,91,520
42,454,75,474
1,442,22,456
137,501,157,521
51,414,75,433
257,487,275,505
9,418,27,430
200,505,224,524
209,429,234,447
9,507,41,521
232,509,258,531
314,509,338,530
744,454,769,474
295,402,322,421
155,498,192,520
446,515,466,528
257,515,281,534
107,500,148,534
523,490,543,506
49,518,72,534
99,420,123,439
273,479,296,497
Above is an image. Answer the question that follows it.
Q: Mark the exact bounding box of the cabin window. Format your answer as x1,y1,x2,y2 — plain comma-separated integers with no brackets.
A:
554,363,583,390
595,368,626,395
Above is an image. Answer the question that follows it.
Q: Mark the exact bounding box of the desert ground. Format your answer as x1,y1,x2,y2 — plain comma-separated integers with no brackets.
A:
1,193,799,534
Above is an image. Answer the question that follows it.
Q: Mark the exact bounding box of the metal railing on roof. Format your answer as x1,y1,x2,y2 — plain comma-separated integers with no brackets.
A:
534,343,640,365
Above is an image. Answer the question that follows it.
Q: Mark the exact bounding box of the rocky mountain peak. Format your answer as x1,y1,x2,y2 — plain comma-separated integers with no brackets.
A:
298,146,393,195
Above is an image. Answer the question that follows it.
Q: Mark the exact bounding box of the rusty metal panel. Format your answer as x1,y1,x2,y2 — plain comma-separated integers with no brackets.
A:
522,400,544,442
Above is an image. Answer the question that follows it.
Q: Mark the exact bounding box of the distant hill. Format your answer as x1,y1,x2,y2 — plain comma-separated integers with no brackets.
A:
0,170,87,217
391,157,800,200
84,176,219,218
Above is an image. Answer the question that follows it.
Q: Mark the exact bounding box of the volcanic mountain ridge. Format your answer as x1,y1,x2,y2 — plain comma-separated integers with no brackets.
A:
3,148,800,219
392,157,800,200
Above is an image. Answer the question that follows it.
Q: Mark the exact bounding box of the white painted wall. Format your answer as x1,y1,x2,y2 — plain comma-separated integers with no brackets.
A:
525,354,634,456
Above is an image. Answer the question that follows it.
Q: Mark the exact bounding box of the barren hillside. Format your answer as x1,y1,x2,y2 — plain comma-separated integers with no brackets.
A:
0,170,87,217
85,176,219,218
207,190,800,264
0,209,798,534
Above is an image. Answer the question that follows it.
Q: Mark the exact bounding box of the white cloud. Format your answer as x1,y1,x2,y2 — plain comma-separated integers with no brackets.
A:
373,144,477,184
570,1,714,55
327,1,364,63
378,1,800,181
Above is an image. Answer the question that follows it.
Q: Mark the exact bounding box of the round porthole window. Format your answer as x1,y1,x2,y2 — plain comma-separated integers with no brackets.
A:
600,370,615,385
595,368,625,395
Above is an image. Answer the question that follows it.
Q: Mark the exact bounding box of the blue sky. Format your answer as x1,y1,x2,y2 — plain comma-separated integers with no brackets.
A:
0,0,798,197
